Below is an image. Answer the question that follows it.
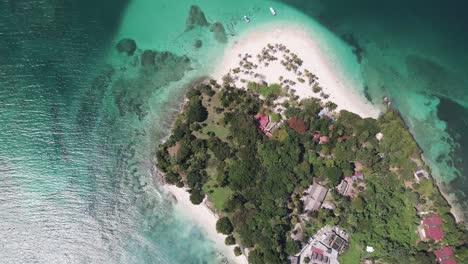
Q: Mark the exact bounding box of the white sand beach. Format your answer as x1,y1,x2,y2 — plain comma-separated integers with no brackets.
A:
164,185,248,264
213,23,381,119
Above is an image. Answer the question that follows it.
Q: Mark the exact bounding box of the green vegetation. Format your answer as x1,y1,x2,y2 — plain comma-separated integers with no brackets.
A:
216,217,234,235
156,81,467,264
247,81,283,99
271,112,281,122
225,235,236,245
234,246,242,256
338,237,362,263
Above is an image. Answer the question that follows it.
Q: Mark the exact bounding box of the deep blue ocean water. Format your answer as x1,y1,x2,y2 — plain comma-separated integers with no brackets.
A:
0,0,467,263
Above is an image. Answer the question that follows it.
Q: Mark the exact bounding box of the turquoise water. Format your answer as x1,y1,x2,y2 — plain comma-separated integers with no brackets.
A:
1,0,467,263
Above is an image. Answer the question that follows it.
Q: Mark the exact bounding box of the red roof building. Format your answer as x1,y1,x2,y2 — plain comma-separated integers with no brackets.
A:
288,117,306,135
435,246,457,264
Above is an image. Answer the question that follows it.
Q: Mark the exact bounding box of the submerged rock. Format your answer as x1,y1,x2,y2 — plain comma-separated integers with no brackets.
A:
140,50,191,72
194,39,202,49
116,38,137,56
211,22,227,43
141,50,156,67
186,5,209,31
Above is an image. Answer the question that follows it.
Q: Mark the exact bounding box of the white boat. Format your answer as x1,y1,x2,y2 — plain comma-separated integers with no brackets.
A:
269,7,276,15
243,15,250,23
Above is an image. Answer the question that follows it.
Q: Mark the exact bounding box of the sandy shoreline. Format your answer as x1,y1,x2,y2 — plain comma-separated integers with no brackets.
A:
163,185,248,264
212,22,381,119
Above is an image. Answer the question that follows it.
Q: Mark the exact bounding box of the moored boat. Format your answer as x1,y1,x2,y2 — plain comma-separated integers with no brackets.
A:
269,7,276,15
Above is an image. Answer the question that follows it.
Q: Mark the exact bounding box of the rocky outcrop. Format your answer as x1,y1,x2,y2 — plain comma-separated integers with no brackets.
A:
116,38,137,56
186,5,209,31
211,22,227,43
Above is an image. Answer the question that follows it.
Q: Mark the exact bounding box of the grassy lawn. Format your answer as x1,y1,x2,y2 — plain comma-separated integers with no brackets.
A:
338,237,363,264
206,185,233,211
247,82,283,98
202,123,230,140
202,156,233,211
272,125,288,142
203,176,233,211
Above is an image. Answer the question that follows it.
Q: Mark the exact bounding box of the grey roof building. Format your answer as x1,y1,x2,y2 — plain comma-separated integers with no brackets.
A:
302,183,328,212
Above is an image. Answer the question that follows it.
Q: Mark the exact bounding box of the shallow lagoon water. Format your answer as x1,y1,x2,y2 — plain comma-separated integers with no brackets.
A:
1,0,467,263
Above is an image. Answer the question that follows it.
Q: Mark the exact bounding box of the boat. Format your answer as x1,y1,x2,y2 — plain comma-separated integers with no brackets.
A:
269,7,276,15
243,15,250,23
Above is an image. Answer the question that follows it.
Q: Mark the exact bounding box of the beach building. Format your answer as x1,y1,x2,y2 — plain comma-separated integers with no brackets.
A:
254,113,277,137
312,132,320,140
311,132,330,144
435,246,457,264
414,167,429,182
293,225,349,264
366,246,374,253
337,171,364,197
375,132,384,141
336,179,349,196
319,136,329,144
302,183,328,212
418,214,444,241
318,108,334,121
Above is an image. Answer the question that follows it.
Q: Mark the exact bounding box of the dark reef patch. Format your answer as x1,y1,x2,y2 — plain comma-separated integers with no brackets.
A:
341,33,364,64
186,5,210,31
436,96,468,197
76,66,116,132
116,38,137,56
111,50,192,120
211,22,227,43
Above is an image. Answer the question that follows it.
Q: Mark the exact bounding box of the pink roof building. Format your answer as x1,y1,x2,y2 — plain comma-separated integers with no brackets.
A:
311,246,324,255
319,136,328,144
440,259,457,264
254,113,273,137
423,215,443,227
435,246,456,264
254,113,269,128
420,214,445,241
312,132,320,139
425,226,444,241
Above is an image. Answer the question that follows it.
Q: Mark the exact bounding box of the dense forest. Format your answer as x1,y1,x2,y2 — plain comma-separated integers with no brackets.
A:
156,80,467,263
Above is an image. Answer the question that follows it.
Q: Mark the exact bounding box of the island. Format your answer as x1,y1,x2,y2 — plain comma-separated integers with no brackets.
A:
156,30,467,263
